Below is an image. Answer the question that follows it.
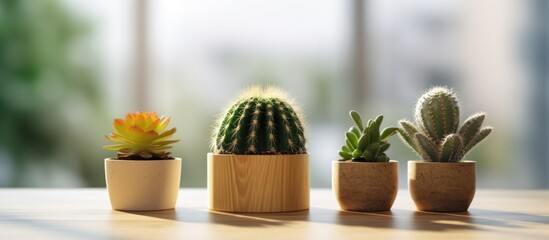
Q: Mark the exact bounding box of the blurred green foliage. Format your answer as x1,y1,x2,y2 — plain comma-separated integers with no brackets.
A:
0,0,104,186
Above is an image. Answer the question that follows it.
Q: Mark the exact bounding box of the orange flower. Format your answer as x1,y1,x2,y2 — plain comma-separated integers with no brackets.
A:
104,112,179,159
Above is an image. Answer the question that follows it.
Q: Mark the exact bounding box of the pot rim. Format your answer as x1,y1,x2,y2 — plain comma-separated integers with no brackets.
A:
408,160,475,164
208,153,309,156
333,160,398,164
105,157,182,162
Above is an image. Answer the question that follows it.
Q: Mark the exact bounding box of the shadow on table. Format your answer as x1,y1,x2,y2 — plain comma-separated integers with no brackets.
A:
406,209,549,232
122,208,291,227
122,207,549,230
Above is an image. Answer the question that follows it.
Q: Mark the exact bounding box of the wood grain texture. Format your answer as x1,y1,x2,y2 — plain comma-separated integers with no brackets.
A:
208,153,309,212
0,189,548,240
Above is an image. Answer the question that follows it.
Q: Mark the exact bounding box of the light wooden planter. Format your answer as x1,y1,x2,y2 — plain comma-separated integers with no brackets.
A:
208,153,309,213
408,160,476,212
105,158,181,211
332,160,398,212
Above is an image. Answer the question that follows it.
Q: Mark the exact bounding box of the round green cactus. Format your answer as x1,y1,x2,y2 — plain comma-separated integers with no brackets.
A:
212,87,306,154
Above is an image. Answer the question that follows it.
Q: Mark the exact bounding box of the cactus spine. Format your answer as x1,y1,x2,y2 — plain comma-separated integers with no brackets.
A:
213,87,306,154
398,87,492,162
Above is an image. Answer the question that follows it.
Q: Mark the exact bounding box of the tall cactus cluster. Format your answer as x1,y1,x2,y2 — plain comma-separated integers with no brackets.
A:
212,87,306,154
338,111,398,162
398,87,492,162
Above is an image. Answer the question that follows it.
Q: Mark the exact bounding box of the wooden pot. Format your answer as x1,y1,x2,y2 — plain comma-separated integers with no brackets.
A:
332,160,398,212
408,160,476,212
207,153,309,212
105,158,181,211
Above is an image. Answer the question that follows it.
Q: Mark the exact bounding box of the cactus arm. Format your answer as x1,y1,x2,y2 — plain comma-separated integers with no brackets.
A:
463,127,493,155
439,134,462,162
397,120,421,154
459,113,485,148
380,127,399,141
415,132,439,162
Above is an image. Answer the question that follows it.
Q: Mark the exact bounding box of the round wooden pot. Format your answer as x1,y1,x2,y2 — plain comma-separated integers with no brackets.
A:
105,158,181,211
207,153,309,213
408,160,476,212
332,160,398,212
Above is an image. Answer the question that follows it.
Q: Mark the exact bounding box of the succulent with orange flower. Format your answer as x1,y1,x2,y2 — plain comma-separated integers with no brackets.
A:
104,112,179,159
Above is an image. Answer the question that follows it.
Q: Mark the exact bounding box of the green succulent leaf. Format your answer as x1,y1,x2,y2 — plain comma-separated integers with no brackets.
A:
345,132,358,148
339,151,352,159
374,115,384,129
350,126,361,138
367,142,380,158
380,127,399,141
350,110,364,132
367,119,374,128
357,134,368,151
363,150,373,161
352,149,363,158
379,142,390,153
377,153,389,162
346,139,355,151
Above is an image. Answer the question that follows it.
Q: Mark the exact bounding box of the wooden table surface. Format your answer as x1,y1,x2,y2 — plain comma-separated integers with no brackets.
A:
0,189,548,240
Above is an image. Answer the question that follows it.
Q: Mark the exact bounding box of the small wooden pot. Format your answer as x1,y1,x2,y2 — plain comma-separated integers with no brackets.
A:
208,153,309,213
408,160,476,212
332,160,398,212
105,158,181,211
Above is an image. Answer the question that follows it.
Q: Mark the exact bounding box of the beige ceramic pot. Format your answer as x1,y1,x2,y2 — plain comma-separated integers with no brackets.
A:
408,160,476,212
105,158,181,211
208,153,309,213
332,160,398,212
